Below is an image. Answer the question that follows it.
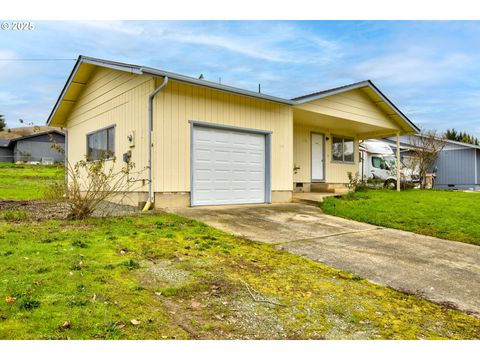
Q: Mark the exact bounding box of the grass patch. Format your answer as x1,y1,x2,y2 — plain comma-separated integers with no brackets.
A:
0,212,478,339
17,298,41,311
0,163,64,201
321,189,480,246
2,209,29,221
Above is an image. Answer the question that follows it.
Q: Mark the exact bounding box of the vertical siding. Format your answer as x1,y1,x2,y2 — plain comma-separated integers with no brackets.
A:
154,80,293,192
66,68,153,192
477,149,480,184
0,148,13,162
435,149,476,185
13,140,65,163
293,123,358,184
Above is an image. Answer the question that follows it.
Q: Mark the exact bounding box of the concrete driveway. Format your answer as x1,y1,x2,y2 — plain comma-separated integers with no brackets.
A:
173,203,480,316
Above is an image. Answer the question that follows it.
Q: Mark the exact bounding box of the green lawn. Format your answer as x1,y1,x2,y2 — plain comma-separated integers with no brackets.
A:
0,163,64,200
0,213,479,340
321,189,480,246
0,165,478,339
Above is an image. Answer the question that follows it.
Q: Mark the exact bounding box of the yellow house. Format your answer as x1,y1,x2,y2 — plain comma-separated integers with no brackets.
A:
47,55,419,208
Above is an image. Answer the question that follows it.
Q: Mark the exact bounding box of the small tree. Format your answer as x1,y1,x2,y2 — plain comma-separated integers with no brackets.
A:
50,137,147,219
0,115,6,131
407,130,446,189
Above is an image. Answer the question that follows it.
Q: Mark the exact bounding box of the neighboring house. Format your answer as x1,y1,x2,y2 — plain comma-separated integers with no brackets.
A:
47,55,419,208
0,138,14,162
0,130,65,163
384,135,480,190
13,130,65,163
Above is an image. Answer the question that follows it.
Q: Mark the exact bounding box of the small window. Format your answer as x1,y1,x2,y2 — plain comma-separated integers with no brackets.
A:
87,126,115,161
332,136,355,163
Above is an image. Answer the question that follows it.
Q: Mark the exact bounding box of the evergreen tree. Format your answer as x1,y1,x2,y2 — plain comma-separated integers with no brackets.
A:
0,115,6,131
444,128,480,145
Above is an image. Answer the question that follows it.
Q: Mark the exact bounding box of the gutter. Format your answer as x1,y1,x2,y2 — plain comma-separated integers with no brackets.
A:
143,76,169,211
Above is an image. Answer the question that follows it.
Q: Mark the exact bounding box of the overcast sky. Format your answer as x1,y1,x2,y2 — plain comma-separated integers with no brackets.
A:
1,20,480,135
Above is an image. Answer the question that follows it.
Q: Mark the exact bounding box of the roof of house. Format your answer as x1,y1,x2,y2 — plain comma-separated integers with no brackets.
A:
292,80,420,133
0,126,64,140
0,129,65,147
47,55,419,134
0,138,12,148
13,129,65,142
384,134,480,150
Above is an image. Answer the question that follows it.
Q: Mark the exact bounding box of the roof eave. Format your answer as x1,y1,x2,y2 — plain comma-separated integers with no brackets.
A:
46,56,145,126
292,80,371,103
293,80,419,134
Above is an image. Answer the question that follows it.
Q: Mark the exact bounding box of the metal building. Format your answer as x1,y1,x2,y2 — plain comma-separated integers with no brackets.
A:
384,135,480,191
0,139,14,162
0,130,65,164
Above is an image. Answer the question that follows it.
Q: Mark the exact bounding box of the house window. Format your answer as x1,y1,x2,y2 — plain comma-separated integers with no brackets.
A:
332,136,354,163
87,126,115,161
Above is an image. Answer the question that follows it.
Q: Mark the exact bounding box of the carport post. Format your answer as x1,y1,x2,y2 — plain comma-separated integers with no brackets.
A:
396,132,401,192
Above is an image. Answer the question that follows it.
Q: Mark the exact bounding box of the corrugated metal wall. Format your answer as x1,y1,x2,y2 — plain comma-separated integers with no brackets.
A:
0,147,13,162
13,140,65,163
435,148,476,186
477,149,480,184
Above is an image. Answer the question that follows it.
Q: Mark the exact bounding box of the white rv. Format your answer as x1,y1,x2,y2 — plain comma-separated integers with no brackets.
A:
359,140,418,188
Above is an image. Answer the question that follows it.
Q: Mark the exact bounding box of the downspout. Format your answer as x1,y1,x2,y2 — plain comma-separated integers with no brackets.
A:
143,76,169,211
64,128,68,195
396,132,401,192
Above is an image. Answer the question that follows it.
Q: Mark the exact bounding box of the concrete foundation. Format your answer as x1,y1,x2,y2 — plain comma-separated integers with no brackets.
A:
154,192,191,208
153,190,293,208
80,191,148,209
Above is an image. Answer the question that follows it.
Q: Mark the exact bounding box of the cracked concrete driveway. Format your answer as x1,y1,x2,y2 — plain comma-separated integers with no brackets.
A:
173,203,480,316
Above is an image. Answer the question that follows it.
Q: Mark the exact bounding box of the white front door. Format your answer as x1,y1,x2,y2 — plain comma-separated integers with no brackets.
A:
192,125,266,206
311,133,325,181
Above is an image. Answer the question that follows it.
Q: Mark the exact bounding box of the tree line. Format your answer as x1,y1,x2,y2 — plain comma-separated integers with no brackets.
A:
444,128,479,145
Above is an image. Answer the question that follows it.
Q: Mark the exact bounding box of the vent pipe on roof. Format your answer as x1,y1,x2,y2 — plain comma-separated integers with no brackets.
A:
143,75,169,211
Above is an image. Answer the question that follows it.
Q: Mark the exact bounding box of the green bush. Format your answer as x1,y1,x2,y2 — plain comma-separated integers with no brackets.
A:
2,209,29,221
347,172,368,192
17,298,41,310
122,259,140,270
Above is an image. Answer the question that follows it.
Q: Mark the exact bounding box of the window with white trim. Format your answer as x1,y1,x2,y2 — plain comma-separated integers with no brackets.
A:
332,136,354,163
86,126,115,161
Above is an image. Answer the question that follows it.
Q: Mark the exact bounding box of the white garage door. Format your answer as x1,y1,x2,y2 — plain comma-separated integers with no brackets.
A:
192,125,266,206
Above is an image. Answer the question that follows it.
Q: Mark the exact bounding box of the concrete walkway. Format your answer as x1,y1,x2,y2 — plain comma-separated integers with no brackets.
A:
173,203,480,316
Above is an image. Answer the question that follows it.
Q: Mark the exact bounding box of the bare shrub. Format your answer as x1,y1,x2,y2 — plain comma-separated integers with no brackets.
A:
66,157,139,219
42,179,66,201
50,136,147,219
405,130,446,189
347,172,368,192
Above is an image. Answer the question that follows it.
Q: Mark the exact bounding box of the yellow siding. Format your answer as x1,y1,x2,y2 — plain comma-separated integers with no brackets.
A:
64,67,382,196
65,67,154,193
293,123,359,184
295,89,399,130
153,79,293,192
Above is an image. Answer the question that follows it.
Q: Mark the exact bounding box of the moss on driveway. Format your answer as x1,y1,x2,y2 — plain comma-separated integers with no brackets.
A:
0,213,479,339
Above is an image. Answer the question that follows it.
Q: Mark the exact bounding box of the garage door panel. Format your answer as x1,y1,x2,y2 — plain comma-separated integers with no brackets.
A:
192,126,267,206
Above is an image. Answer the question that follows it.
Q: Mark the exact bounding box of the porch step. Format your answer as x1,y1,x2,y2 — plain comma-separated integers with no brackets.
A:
292,192,341,206
311,183,351,194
